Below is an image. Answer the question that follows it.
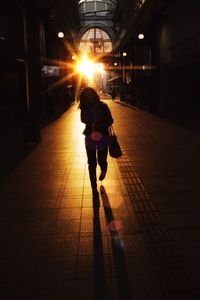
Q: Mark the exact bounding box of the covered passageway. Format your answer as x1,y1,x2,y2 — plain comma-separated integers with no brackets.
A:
1,1,200,299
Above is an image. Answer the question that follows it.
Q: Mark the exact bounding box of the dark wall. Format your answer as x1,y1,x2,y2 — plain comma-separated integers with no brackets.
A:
0,0,74,129
0,1,27,127
121,0,200,114
159,0,200,112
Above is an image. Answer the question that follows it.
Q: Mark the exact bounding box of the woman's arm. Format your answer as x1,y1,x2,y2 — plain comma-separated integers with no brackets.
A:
81,110,90,124
103,105,113,127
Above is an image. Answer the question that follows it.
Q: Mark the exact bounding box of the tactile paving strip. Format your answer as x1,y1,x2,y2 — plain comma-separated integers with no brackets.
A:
117,148,200,299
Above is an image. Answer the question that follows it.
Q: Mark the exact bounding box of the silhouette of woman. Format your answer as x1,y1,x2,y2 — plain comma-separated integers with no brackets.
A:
79,87,113,197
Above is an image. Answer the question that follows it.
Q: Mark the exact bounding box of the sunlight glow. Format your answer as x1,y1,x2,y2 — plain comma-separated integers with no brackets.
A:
77,58,95,79
43,36,155,104
75,55,104,88
95,63,104,75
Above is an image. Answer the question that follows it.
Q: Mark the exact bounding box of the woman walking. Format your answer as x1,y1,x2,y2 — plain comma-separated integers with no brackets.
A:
79,87,113,197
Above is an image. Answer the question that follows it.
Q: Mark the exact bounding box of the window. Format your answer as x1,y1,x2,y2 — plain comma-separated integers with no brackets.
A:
79,27,112,54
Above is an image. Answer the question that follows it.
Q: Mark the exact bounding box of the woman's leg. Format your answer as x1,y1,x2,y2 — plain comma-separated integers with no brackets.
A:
97,147,108,180
86,146,97,190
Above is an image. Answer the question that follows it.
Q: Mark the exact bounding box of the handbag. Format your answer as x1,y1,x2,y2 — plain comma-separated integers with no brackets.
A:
109,126,122,158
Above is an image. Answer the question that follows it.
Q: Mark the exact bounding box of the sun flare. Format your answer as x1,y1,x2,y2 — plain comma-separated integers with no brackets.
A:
43,43,107,98
76,59,95,79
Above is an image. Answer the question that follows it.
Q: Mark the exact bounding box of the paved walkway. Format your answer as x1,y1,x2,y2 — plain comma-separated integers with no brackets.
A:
0,100,200,299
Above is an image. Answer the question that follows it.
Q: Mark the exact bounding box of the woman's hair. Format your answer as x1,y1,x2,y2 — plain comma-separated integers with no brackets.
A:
79,87,100,110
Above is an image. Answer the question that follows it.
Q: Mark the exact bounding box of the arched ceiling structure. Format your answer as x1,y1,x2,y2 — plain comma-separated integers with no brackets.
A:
40,0,142,55
77,0,118,55
79,27,112,54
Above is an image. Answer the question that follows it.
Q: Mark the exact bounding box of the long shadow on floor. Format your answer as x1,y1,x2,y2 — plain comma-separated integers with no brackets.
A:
100,185,132,300
93,195,108,300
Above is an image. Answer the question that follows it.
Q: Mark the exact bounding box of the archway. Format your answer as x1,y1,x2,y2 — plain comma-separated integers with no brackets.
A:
79,27,112,54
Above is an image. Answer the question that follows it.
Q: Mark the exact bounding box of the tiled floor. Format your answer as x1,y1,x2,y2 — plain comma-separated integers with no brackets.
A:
0,100,200,299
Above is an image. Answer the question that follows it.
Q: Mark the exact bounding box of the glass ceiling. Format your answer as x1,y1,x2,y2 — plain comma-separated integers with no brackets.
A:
78,0,117,17
78,0,117,5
